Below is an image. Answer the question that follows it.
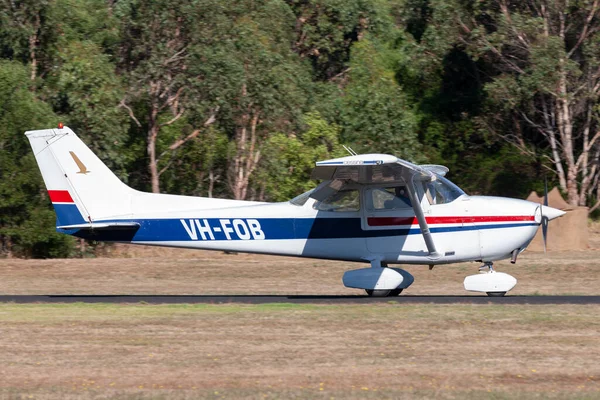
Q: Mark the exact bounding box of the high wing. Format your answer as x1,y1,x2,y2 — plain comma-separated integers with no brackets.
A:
312,154,449,259
311,154,447,183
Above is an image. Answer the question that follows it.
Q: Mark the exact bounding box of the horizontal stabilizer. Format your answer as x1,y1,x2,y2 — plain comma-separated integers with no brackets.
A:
58,222,140,230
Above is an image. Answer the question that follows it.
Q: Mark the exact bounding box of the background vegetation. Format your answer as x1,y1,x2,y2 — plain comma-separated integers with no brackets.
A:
1,0,599,257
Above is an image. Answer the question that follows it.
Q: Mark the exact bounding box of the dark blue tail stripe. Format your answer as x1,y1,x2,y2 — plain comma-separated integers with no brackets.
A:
53,204,86,226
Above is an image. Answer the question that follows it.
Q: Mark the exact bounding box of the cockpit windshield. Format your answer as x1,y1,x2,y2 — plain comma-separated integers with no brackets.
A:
423,175,465,205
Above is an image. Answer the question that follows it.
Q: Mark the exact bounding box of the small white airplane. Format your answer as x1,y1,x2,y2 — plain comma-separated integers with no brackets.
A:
26,126,565,297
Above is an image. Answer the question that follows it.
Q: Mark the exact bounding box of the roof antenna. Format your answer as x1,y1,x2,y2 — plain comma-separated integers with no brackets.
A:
342,145,358,156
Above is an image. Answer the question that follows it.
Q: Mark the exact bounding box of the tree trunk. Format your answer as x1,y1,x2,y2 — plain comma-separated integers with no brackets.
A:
541,99,568,192
578,104,593,206
148,105,161,193
231,122,247,200
557,55,579,206
229,111,260,200
208,170,218,198
566,167,579,206
29,12,40,82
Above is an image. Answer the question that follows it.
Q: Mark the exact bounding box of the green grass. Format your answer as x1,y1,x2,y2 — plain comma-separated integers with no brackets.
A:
0,301,598,320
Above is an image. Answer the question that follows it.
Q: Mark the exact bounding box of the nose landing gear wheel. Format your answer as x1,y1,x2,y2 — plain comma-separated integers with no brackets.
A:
365,288,403,297
464,262,517,296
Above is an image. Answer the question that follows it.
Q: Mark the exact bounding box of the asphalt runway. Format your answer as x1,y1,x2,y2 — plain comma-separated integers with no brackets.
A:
0,295,599,304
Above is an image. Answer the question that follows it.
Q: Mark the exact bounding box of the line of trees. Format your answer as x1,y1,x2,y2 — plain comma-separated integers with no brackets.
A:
1,0,599,257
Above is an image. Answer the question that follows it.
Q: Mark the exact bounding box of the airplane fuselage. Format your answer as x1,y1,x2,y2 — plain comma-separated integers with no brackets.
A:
58,190,542,266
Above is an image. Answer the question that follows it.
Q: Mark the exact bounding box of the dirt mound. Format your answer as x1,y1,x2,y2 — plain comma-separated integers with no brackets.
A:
526,187,589,251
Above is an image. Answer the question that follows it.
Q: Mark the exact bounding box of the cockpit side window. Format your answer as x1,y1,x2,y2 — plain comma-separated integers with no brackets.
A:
367,186,412,210
313,189,360,212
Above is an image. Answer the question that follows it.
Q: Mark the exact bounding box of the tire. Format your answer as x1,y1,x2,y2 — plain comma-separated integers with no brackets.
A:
486,291,506,297
365,289,392,297
389,288,403,296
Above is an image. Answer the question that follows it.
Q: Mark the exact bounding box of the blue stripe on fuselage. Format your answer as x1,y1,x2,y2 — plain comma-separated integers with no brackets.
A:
69,217,538,242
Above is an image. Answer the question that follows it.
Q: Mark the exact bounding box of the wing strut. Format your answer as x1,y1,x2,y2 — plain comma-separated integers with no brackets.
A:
406,177,442,259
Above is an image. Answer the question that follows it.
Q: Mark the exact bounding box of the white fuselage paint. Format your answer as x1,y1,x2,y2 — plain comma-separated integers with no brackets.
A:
127,194,542,266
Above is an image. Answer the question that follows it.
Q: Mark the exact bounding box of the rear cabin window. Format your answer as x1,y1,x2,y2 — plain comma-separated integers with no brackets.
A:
313,189,360,212
289,189,314,206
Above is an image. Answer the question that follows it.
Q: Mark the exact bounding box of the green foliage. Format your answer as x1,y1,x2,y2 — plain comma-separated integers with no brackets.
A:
454,0,600,205
0,60,74,257
288,0,395,79
45,40,130,178
338,35,421,161
187,0,312,127
398,0,550,196
260,112,343,201
159,123,229,198
48,0,120,50
0,0,52,68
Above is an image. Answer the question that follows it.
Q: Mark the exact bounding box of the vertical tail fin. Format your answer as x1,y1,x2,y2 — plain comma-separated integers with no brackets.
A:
25,127,134,226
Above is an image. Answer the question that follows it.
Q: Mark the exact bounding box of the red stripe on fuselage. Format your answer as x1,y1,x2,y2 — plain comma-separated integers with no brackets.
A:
367,215,535,227
48,190,74,203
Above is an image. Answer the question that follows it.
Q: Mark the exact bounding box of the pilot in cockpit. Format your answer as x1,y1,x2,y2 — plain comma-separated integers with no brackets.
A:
394,186,412,207
382,186,412,209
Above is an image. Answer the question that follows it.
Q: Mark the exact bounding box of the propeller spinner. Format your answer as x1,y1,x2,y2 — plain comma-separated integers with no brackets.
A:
539,178,567,252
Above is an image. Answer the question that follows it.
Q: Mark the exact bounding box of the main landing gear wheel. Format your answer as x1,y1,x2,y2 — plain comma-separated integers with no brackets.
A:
365,288,403,297
486,291,506,297
365,289,389,297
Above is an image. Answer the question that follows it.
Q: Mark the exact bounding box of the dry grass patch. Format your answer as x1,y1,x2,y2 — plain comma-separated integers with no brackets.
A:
1,247,600,295
0,303,598,399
